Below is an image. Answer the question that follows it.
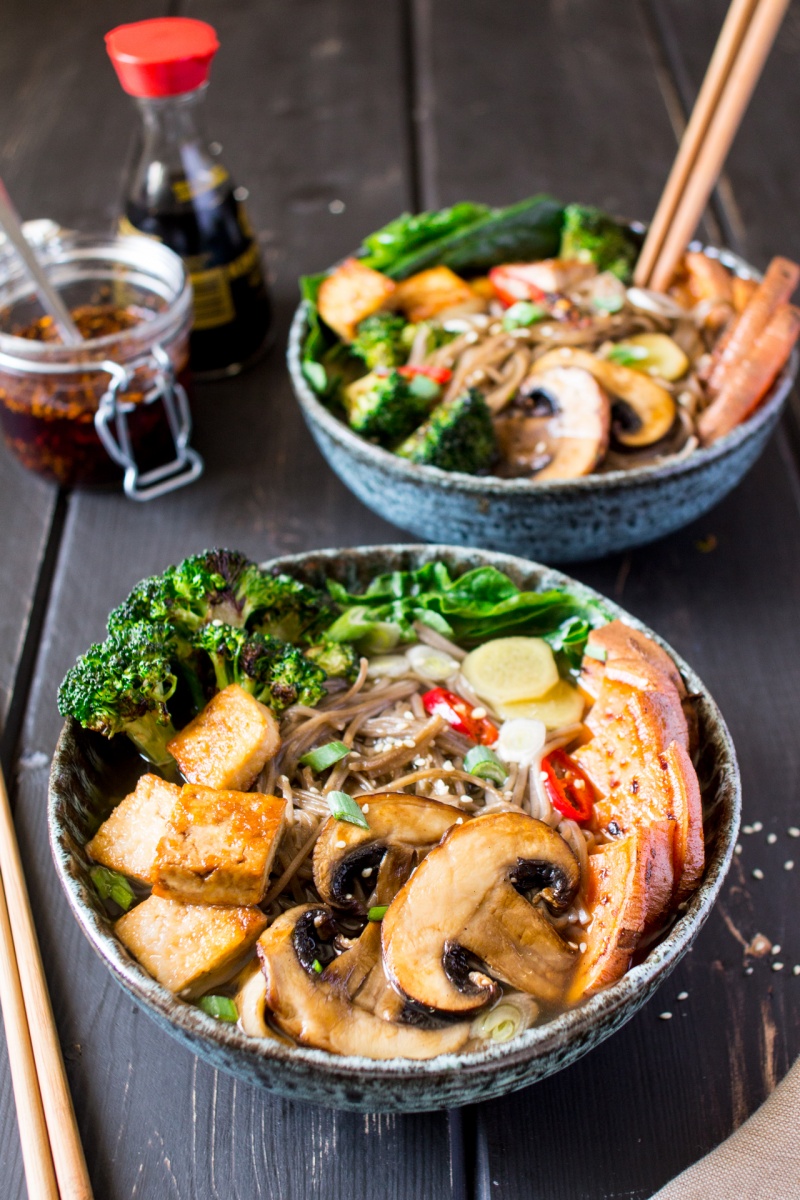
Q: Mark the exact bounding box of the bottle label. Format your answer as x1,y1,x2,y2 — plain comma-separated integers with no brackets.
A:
171,165,229,205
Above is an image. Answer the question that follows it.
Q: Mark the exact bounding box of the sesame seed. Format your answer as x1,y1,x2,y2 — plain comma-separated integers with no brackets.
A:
659,1012,672,1020
752,821,763,832
362,804,369,814
772,945,782,955
471,707,487,720
773,962,784,972
361,867,373,878
767,833,778,845
344,893,353,900
788,827,800,838
403,710,414,720
579,942,587,953
735,844,743,854
677,991,689,1001
745,966,754,975
455,817,464,825
403,738,416,749
443,760,454,771
793,966,800,976
785,861,795,871
743,825,754,835
540,771,549,782
335,840,346,849
752,868,764,880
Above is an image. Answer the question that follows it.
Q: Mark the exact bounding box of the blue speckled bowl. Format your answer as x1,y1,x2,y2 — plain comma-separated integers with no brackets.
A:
48,545,740,1112
288,249,797,561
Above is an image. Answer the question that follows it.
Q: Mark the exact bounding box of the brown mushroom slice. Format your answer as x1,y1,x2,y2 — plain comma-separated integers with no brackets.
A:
496,366,610,481
312,792,463,914
257,905,470,1059
382,812,580,1016
532,348,676,448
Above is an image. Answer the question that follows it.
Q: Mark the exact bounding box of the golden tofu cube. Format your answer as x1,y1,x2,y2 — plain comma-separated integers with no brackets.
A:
317,257,396,341
167,684,280,791
116,894,267,998
392,266,478,322
153,785,286,906
86,774,179,885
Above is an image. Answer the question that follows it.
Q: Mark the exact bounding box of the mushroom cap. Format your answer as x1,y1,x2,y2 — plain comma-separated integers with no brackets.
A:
495,366,610,481
312,792,464,914
256,904,471,1059
382,811,580,1016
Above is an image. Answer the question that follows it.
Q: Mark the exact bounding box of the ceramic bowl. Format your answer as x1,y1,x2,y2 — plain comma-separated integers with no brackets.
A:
49,544,740,1112
287,248,797,562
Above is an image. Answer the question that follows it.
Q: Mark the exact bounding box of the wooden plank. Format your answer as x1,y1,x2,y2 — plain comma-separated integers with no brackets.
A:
413,1,800,1197
5,1,458,1198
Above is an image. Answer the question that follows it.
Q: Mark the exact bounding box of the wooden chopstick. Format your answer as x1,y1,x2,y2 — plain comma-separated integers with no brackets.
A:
633,0,759,288
0,871,60,1200
0,763,94,1200
647,0,791,293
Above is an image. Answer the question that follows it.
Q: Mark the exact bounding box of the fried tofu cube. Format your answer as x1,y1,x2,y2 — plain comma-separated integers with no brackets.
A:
116,895,267,998
86,774,179,885
152,785,285,906
392,266,479,322
167,684,280,791
318,257,397,342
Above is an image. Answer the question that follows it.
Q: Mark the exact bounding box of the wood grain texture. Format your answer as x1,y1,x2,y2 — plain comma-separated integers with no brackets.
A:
412,1,800,1196
1,1,458,1198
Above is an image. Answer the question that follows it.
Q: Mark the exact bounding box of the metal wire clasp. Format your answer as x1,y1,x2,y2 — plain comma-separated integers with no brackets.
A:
94,345,203,501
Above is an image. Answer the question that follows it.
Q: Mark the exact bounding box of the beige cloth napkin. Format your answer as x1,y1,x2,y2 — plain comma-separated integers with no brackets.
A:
653,1056,800,1199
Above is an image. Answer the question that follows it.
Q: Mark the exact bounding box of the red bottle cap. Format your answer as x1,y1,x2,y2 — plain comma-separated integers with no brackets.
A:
105,18,219,98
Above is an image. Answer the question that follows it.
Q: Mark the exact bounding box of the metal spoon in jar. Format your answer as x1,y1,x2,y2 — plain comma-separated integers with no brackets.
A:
0,177,82,345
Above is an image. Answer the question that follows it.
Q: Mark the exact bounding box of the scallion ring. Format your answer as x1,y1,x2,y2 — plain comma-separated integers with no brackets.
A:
327,790,370,829
463,745,508,785
299,740,350,772
198,995,238,1022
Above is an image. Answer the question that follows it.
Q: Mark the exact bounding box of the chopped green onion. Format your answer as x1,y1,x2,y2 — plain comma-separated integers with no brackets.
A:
607,343,649,366
312,958,324,974
368,905,389,922
299,740,350,771
502,301,547,330
463,745,508,786
302,360,328,393
408,373,441,400
584,643,608,662
90,866,136,912
592,294,624,314
198,995,239,1022
327,790,370,829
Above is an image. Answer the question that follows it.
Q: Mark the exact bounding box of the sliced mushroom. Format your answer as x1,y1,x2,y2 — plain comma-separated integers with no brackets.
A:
257,905,471,1058
382,812,580,1016
532,347,676,448
495,366,610,480
234,960,292,1043
312,792,463,914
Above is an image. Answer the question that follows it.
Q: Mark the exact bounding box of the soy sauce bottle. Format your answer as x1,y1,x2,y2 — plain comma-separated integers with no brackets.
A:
106,18,272,378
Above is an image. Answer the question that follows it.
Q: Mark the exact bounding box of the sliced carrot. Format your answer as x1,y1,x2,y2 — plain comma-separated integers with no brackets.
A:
698,303,800,444
706,256,800,395
594,740,704,904
567,821,674,1001
683,251,733,304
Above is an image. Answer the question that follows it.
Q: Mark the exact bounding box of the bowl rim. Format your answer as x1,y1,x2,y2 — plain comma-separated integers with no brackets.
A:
48,544,741,1085
287,243,798,496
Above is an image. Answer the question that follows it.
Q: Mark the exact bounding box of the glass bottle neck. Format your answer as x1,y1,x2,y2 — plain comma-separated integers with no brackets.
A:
134,86,209,149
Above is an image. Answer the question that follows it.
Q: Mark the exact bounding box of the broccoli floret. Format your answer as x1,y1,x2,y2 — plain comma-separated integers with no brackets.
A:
160,548,250,633
233,565,336,643
192,625,326,713
57,623,179,766
304,638,360,680
342,369,434,445
395,388,496,473
559,204,638,282
351,313,408,370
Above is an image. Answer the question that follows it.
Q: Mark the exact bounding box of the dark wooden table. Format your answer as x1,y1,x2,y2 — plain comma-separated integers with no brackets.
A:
1,1,799,1196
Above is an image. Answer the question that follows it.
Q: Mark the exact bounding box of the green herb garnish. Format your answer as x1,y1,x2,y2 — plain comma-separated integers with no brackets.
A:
198,995,239,1023
606,344,649,367
299,741,350,772
327,791,370,829
407,373,442,401
90,866,136,912
592,295,624,314
312,959,324,975
463,745,508,785
302,360,328,393
502,301,547,331
584,643,608,662
368,905,389,922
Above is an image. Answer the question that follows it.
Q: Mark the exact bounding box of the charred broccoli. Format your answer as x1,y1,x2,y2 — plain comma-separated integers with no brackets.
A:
351,313,408,370
304,638,360,680
395,388,496,473
192,624,327,713
233,564,336,643
342,369,435,444
57,623,179,766
559,204,638,281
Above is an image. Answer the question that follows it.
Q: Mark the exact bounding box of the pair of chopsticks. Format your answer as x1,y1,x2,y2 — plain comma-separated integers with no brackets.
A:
635,0,791,293
0,764,93,1199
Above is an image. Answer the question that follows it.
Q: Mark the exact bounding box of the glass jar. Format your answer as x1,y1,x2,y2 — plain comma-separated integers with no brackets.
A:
0,231,202,497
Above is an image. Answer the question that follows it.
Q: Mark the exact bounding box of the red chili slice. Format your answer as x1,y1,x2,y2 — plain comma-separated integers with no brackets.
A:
488,264,549,308
541,748,595,824
422,687,498,745
397,364,453,385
